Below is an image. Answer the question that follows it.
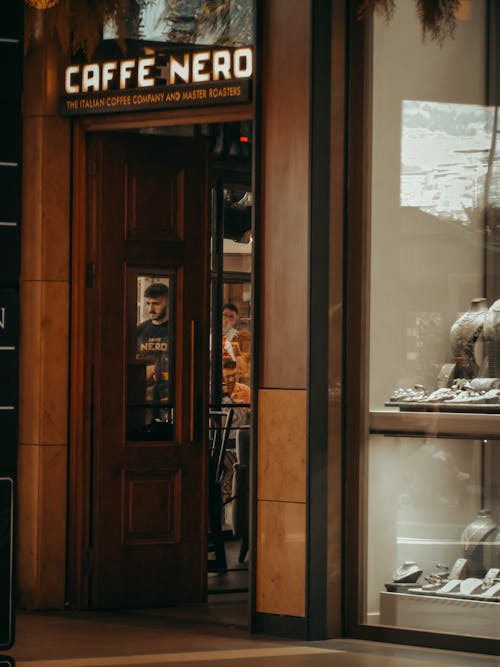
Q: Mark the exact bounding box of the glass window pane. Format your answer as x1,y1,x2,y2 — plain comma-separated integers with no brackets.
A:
369,0,494,413
127,274,174,441
365,0,500,642
366,435,500,640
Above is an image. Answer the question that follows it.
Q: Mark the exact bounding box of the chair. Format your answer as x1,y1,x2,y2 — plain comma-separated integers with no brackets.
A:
231,427,250,563
207,408,234,572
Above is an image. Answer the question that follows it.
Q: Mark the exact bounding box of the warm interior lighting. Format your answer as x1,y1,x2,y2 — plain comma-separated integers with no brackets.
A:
455,0,472,21
25,0,59,7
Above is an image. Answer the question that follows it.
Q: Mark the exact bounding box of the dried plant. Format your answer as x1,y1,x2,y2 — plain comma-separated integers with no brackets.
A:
25,0,462,57
359,0,462,42
25,0,129,56
24,0,252,56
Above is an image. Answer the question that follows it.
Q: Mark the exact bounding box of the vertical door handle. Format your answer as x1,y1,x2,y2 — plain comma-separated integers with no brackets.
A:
189,319,196,443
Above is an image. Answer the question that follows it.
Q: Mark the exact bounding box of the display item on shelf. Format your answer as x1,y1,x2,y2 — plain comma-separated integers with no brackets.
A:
392,561,423,584
461,509,497,557
386,296,500,412
461,509,498,578
483,298,500,345
449,297,488,378
481,582,500,599
448,557,468,580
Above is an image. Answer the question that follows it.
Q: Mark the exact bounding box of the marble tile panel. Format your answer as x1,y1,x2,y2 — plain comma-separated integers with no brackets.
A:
256,499,306,617
257,389,306,503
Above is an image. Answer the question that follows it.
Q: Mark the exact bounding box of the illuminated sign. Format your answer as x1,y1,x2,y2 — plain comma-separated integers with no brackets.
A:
60,47,253,115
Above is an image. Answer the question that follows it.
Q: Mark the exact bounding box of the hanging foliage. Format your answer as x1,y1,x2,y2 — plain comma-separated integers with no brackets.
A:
24,0,130,56
24,0,250,57
359,0,462,42
25,0,463,56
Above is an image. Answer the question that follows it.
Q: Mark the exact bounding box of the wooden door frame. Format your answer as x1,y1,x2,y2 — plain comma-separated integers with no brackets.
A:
68,105,253,609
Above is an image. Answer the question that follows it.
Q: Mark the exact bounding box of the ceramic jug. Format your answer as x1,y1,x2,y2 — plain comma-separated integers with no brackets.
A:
450,297,488,378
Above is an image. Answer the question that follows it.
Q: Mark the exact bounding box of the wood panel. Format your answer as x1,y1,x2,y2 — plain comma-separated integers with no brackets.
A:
125,163,184,241
123,469,181,544
18,29,71,609
259,0,311,389
89,133,209,608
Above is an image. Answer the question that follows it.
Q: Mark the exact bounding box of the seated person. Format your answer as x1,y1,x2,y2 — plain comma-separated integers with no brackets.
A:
222,358,250,445
222,302,239,361
235,328,251,385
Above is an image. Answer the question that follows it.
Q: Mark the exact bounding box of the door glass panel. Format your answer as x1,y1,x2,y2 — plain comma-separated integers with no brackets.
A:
208,175,252,555
127,274,174,441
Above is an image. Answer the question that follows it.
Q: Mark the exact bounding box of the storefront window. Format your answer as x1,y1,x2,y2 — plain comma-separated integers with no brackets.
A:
365,0,500,640
104,0,254,47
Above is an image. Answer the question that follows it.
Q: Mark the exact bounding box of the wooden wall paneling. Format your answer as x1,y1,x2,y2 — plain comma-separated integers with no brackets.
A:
259,0,311,390
18,17,71,609
254,0,311,624
67,122,91,609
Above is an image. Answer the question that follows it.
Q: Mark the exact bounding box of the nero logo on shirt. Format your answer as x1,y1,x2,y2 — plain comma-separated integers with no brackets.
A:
139,339,168,352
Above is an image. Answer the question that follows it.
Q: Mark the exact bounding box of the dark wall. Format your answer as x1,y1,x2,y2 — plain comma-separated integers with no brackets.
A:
0,0,22,470
0,0,23,652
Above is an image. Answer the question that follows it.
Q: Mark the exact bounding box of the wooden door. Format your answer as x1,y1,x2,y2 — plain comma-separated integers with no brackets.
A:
87,133,209,608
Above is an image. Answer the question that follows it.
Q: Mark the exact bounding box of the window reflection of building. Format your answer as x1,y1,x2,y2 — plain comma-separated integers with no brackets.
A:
103,0,254,46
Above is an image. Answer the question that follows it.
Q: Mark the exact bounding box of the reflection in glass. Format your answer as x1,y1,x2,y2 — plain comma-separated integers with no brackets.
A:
128,275,174,441
365,435,500,640
363,0,500,645
401,100,499,223
375,89,500,408
104,0,254,46
369,0,494,412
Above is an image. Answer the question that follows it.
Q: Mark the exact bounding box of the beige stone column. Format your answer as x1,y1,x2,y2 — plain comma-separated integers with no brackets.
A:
17,15,71,608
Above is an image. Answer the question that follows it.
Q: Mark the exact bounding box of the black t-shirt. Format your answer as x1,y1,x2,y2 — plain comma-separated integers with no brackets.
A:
136,319,170,401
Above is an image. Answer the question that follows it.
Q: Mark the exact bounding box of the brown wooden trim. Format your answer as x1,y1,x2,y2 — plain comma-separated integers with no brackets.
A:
257,0,311,390
343,0,373,637
326,0,347,640
253,612,307,639
249,0,263,633
78,104,253,132
67,121,91,608
370,411,500,439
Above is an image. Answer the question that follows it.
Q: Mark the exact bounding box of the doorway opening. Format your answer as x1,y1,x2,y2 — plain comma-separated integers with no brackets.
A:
137,120,254,601
70,117,254,622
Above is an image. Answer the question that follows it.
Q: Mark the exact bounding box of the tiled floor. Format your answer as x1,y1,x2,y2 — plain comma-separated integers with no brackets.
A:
6,595,500,667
